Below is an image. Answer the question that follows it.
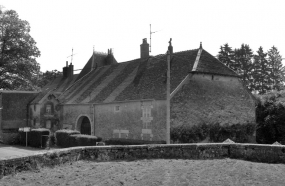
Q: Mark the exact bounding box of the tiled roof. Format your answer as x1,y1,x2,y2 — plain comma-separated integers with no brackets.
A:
76,53,117,81
31,74,79,104
56,48,239,104
194,50,238,77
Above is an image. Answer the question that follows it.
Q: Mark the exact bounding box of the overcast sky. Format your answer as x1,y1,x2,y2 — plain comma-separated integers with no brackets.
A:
1,0,285,73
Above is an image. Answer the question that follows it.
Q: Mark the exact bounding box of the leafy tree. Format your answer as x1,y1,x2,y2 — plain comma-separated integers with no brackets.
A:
252,47,271,94
37,70,62,88
217,43,235,69
0,7,40,90
234,44,254,90
267,46,284,91
256,92,285,144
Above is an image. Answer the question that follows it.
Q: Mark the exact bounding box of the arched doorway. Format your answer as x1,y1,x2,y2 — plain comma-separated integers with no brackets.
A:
77,116,91,135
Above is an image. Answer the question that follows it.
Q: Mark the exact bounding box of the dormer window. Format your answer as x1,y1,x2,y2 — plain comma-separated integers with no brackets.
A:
46,105,51,114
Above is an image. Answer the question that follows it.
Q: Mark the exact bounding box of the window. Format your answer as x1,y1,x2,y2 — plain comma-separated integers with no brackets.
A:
143,121,151,129
46,120,51,129
46,105,51,114
114,105,120,112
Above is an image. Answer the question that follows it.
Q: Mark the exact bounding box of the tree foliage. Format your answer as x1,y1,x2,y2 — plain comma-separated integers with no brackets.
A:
217,43,234,69
218,43,284,94
233,44,254,90
0,8,40,90
252,47,271,94
37,70,62,88
267,46,285,91
256,92,285,144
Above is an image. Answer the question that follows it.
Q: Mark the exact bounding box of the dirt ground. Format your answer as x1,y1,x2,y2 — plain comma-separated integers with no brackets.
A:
1,158,285,186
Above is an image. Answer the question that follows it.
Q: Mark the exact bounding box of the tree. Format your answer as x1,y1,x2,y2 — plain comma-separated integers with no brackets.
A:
217,43,235,69
0,8,40,90
252,47,271,94
267,46,284,91
256,92,285,144
37,70,62,88
234,44,254,90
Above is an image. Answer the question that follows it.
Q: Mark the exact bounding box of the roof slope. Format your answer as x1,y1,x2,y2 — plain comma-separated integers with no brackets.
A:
195,50,238,77
55,47,238,104
31,74,78,104
76,52,117,81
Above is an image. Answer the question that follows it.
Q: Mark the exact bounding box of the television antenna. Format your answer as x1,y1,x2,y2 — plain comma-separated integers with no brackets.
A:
67,48,77,64
150,24,162,53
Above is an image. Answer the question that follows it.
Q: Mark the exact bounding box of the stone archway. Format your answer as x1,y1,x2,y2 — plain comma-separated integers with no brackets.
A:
76,115,91,135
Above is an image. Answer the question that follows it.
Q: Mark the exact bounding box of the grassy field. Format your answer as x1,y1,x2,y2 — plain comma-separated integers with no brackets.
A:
1,158,285,186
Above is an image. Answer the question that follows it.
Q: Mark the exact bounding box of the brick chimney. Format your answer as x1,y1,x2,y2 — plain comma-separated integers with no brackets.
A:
69,62,74,79
63,61,69,78
140,38,149,59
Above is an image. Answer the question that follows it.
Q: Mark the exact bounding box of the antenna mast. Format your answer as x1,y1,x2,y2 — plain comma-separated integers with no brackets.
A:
67,48,77,64
149,24,162,53
150,24,152,53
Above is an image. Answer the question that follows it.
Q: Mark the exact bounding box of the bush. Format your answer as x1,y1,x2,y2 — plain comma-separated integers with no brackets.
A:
171,122,256,143
55,129,80,147
104,138,166,145
69,134,102,146
29,128,50,148
256,92,285,144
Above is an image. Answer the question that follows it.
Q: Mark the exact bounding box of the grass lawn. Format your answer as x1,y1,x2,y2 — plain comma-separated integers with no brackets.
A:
1,158,285,186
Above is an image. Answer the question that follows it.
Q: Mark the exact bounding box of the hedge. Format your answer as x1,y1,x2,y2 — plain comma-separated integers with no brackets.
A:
29,128,50,148
19,128,50,148
104,138,166,145
69,134,102,146
55,129,80,147
171,122,256,143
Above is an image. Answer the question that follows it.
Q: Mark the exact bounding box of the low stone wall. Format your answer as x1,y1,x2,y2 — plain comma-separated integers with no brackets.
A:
1,143,285,178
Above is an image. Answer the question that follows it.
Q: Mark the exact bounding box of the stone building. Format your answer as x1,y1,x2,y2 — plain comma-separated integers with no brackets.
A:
0,90,38,143
28,39,256,141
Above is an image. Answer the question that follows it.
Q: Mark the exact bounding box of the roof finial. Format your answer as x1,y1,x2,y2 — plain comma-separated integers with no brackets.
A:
200,42,202,49
169,38,172,46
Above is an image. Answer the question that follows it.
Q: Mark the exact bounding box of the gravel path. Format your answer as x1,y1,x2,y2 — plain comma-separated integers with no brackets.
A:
1,159,285,186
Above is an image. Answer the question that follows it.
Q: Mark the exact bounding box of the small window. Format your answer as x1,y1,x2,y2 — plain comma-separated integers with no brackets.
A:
143,121,151,129
46,105,51,114
46,120,51,129
114,105,120,112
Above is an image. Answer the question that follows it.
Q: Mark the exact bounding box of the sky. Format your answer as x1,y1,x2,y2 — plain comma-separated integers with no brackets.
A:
1,0,285,73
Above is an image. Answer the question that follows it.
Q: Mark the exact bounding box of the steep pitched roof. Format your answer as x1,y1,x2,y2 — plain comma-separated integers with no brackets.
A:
194,49,238,77
31,74,79,104
76,52,117,81
59,48,238,104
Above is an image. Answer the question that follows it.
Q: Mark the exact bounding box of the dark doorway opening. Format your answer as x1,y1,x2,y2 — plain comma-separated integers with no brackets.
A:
80,116,91,135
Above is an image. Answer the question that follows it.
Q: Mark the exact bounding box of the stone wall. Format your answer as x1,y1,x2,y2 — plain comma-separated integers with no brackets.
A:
1,143,285,178
94,100,166,141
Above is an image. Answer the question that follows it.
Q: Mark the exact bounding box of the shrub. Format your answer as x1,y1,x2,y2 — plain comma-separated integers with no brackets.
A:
104,138,166,145
171,122,256,143
55,129,80,147
29,128,50,148
69,134,102,147
256,92,285,144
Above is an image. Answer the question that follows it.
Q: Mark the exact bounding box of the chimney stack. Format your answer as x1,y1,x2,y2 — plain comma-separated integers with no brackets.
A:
63,61,69,78
69,62,74,78
140,38,149,59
